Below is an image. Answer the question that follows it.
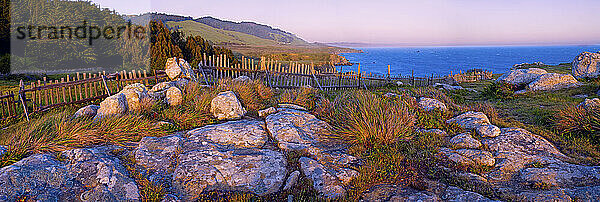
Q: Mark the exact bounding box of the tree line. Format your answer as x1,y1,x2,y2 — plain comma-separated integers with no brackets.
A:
0,0,237,75
149,20,237,71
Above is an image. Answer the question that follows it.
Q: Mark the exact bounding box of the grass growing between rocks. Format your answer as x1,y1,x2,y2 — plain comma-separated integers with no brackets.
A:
0,109,169,167
313,90,457,200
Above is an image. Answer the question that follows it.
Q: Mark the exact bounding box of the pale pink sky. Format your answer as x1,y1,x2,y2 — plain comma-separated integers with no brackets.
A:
92,0,600,46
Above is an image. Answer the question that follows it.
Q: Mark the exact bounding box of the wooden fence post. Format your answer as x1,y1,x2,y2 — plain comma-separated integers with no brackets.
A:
18,80,30,121
412,70,415,86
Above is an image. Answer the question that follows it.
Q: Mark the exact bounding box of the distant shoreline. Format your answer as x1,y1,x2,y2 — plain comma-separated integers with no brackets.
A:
325,43,600,49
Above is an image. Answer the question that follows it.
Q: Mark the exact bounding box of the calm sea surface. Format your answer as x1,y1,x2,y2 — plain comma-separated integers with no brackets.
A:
339,45,600,77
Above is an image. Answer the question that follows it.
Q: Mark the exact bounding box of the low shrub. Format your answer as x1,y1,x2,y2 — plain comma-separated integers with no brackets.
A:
482,82,520,100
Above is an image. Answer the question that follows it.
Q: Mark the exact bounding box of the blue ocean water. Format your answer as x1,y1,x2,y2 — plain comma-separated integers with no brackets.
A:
339,45,600,77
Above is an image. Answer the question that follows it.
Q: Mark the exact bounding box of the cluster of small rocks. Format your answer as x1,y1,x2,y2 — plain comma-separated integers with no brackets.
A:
73,57,194,120
496,68,579,94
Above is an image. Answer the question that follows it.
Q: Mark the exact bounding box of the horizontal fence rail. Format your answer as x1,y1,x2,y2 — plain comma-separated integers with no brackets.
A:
0,54,492,122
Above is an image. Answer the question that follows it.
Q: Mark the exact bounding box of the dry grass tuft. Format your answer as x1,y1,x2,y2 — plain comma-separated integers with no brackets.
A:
319,90,415,149
278,87,318,110
216,79,275,113
0,110,169,167
554,105,600,137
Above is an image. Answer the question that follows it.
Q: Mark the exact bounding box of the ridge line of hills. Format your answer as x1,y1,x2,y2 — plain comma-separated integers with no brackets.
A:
124,13,361,64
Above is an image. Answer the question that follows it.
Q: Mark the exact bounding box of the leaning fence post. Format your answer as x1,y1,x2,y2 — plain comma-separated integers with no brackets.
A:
19,80,30,121
153,69,159,84
101,75,111,95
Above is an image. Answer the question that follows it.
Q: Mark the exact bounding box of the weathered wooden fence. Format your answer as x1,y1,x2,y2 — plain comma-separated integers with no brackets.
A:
0,70,169,122
0,54,492,122
449,69,494,83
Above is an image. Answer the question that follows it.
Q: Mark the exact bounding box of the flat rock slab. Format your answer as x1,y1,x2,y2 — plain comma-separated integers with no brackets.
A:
496,68,547,85
265,108,331,151
447,111,491,129
299,157,346,199
132,119,288,200
0,147,139,201
186,120,268,149
361,183,496,202
173,146,287,200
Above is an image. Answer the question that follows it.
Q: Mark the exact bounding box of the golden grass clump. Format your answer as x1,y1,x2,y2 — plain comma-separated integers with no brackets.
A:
554,105,600,139
216,79,275,113
278,87,318,110
0,110,169,168
320,90,415,148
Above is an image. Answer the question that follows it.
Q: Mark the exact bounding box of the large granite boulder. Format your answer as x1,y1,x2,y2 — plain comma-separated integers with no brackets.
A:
526,73,579,91
165,57,196,81
572,52,600,78
165,87,183,107
496,68,547,85
172,146,286,200
0,147,139,201
94,93,128,119
449,133,482,149
73,105,100,119
476,124,501,138
120,83,152,112
132,119,288,200
418,97,448,112
210,91,246,120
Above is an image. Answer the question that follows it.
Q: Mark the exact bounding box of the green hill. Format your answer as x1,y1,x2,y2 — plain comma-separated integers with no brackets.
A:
167,20,284,46
195,17,307,45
